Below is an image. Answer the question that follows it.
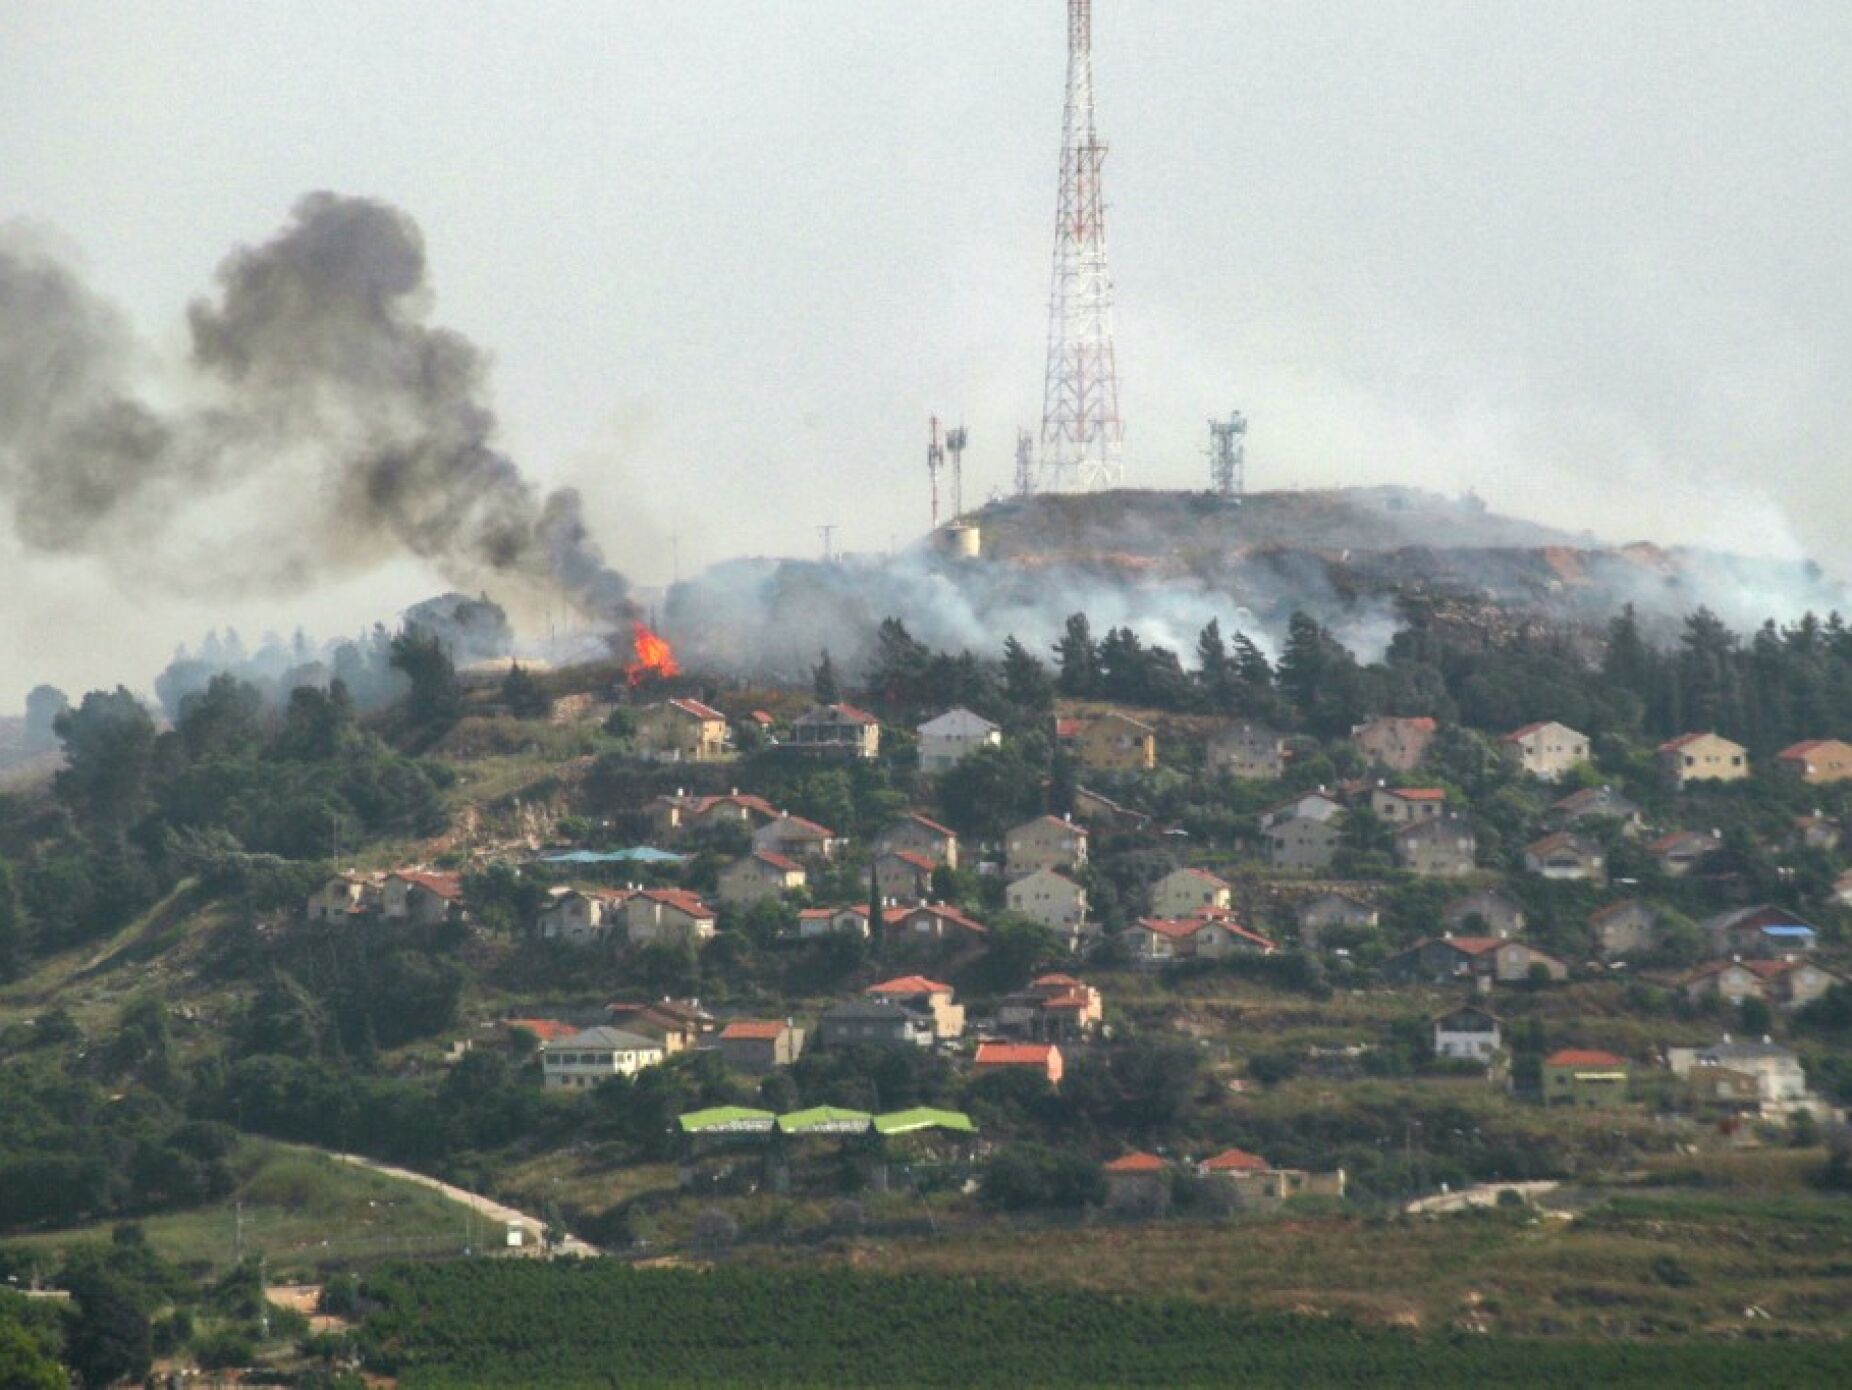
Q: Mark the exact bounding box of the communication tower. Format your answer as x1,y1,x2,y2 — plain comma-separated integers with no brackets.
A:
1014,428,1035,497
1037,0,1123,492
1208,411,1247,497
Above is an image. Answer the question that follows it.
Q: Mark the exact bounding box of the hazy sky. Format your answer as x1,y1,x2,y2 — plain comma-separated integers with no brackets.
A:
3,1,1849,707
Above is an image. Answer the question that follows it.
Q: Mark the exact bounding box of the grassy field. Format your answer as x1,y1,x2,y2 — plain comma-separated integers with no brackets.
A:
740,1179,1852,1340
6,1140,478,1279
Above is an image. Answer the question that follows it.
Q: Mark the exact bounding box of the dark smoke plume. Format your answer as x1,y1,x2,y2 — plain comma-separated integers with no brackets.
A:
0,194,633,622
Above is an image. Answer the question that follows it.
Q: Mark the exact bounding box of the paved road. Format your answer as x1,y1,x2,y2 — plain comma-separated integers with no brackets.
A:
325,1150,600,1258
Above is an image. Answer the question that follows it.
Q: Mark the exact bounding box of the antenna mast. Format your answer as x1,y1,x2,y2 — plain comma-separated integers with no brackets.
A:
1038,0,1123,492
1014,428,1035,497
945,425,968,520
926,417,944,529
1208,411,1248,497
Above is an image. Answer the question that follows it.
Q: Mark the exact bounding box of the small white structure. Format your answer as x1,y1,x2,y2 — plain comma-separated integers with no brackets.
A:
917,707,1002,774
1432,1006,1502,1063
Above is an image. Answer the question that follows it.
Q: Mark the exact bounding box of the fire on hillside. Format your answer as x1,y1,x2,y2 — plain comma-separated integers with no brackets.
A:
626,622,680,685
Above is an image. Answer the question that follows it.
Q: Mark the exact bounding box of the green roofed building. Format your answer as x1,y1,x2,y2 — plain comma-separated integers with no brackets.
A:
678,1106,777,1135
777,1106,874,1136
873,1108,977,1136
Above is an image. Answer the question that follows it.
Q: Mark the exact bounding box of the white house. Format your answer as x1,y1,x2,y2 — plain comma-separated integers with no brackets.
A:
1005,815,1089,878
541,1027,666,1090
1149,867,1232,919
1432,1006,1502,1063
1005,868,1090,939
916,707,1002,774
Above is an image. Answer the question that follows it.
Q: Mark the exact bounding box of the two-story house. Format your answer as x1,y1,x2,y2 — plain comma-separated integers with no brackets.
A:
1069,709,1157,773
1005,814,1089,877
752,813,842,863
995,973,1103,1042
633,698,731,762
541,1027,666,1090
1369,786,1448,825
789,703,881,759
622,888,718,948
864,975,964,1038
1442,889,1527,937
1295,891,1380,947
916,708,1001,774
1774,738,1852,785
716,850,806,906
873,812,959,868
1394,816,1477,877
1433,1005,1502,1063
1657,731,1748,789
1149,866,1232,918
1500,721,1591,780
1004,868,1090,940
1206,720,1287,780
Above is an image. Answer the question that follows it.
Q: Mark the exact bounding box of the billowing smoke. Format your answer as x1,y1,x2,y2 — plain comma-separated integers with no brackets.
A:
0,194,634,623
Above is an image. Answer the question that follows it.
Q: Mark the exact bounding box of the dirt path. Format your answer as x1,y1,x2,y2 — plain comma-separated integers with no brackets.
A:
325,1151,600,1258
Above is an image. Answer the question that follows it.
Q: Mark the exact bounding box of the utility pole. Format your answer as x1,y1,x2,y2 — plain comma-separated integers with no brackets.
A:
818,524,837,563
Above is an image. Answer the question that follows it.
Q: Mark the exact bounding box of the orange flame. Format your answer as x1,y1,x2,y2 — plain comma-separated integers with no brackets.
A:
626,621,680,685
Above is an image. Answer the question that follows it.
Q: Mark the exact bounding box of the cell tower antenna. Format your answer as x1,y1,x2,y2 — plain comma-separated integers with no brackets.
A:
926,416,944,530
1208,410,1248,497
818,524,837,562
1038,0,1123,492
945,425,968,520
1014,428,1035,497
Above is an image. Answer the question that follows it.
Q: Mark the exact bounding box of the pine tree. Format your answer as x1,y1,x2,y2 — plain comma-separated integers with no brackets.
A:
813,649,841,704
1001,636,1054,712
1053,613,1100,697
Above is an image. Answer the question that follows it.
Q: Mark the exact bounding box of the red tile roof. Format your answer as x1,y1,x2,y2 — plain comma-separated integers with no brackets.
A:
890,903,987,934
1103,1151,1168,1174
1134,917,1202,940
1501,720,1557,742
641,888,716,918
899,811,958,838
392,870,463,900
1031,972,1084,991
1545,1049,1627,1068
885,850,937,872
750,850,804,873
763,814,836,839
1657,730,1736,753
975,1042,1058,1067
1385,787,1448,801
868,975,953,997
720,1020,788,1040
1054,717,1088,739
503,1017,577,1042
668,697,727,721
1181,866,1231,885
1200,1147,1269,1172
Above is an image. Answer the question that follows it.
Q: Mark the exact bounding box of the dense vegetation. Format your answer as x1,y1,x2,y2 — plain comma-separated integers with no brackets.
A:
357,1261,1851,1388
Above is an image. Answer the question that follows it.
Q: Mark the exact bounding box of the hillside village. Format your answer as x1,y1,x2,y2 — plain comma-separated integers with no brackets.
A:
7,602,1852,1366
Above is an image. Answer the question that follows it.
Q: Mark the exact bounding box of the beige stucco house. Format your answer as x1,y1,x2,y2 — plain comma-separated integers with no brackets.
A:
1501,721,1591,780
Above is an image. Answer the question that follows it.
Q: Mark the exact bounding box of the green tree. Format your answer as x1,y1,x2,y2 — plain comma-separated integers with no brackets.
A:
176,674,265,760
812,650,841,704
63,1271,151,1390
0,861,25,983
1053,614,1100,697
1001,636,1053,713
0,1318,67,1390
501,663,550,718
389,630,463,726
52,688,157,837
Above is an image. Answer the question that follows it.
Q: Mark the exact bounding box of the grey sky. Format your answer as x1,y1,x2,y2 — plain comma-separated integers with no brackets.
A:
2,1,1849,707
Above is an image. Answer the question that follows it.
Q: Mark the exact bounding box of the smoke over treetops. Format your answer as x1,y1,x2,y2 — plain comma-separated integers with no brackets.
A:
0,192,634,624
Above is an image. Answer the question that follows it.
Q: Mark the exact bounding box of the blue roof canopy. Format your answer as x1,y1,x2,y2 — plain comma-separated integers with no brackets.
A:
540,848,686,865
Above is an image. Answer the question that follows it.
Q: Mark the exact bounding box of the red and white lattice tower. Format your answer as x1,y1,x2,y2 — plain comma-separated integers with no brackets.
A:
1038,0,1123,492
